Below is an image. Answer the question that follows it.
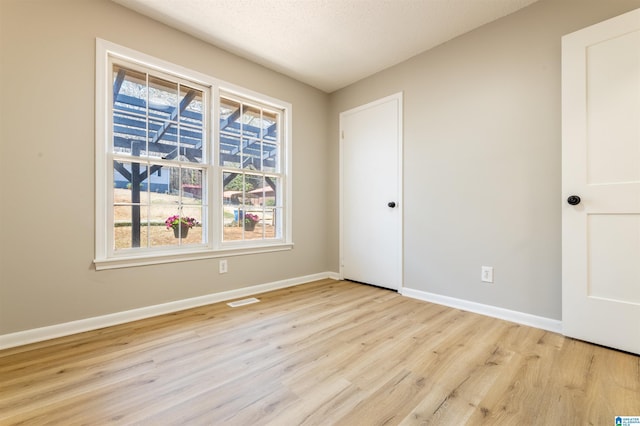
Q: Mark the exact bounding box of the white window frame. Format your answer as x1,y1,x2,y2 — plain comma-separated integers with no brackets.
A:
217,92,288,247
95,39,292,270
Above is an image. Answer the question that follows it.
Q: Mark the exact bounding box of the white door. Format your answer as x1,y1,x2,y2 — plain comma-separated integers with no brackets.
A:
562,8,640,355
340,93,402,290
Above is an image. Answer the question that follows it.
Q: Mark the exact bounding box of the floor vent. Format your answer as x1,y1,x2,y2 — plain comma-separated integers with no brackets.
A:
227,297,260,308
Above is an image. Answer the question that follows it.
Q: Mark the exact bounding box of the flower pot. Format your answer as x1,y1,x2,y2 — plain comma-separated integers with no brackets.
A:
173,223,190,238
244,221,257,231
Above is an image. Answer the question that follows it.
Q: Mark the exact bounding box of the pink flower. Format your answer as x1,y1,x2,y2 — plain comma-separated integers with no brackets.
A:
244,213,259,223
166,215,198,229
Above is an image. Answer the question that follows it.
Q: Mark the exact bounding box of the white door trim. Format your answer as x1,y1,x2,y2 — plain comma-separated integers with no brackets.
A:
339,92,403,290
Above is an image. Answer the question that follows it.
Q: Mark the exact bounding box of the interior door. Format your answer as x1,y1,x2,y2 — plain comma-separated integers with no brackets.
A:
340,93,402,290
562,8,640,355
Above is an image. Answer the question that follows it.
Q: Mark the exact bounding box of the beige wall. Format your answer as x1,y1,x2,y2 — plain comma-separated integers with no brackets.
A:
0,0,330,334
328,0,640,320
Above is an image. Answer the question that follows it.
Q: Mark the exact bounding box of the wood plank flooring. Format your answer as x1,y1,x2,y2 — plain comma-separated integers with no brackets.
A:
1,279,638,425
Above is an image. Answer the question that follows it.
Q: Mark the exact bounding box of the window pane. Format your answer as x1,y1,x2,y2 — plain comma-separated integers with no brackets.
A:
223,172,248,205
222,171,246,242
113,67,147,158
165,166,181,196
113,124,146,157
181,205,203,245
181,168,203,204
269,207,282,239
180,126,203,163
220,133,241,167
243,174,263,206
220,98,241,132
146,76,177,162
222,212,242,241
241,105,261,139
180,85,204,164
243,138,261,170
263,180,281,239
149,205,179,248
260,176,279,206
248,177,268,207
179,86,203,128
220,172,280,242
149,118,178,158
244,210,263,240
113,129,146,157
262,142,278,173
223,171,241,233
113,66,147,158
223,223,242,242
114,206,150,250
113,160,150,202
114,205,131,231
113,66,147,114
149,191,178,223
146,164,169,194
112,158,149,250
263,110,279,142
114,162,132,203
148,75,177,116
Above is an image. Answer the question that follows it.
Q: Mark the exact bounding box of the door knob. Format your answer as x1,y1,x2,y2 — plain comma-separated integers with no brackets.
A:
567,195,581,205
388,201,396,208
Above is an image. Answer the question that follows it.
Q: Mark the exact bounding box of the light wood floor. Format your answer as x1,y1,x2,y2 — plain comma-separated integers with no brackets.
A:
1,279,638,425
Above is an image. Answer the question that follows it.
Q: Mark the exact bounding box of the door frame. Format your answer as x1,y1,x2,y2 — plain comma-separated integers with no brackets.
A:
338,92,404,290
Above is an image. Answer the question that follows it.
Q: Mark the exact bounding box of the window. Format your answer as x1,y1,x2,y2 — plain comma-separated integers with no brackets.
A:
219,96,284,243
111,63,209,251
95,40,291,269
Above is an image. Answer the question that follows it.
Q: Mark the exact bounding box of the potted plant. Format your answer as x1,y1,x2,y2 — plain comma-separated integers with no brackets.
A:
165,215,198,238
244,213,260,231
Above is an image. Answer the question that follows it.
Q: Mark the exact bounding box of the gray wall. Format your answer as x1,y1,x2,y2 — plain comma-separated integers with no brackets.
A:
0,0,330,334
328,0,640,320
2,0,640,336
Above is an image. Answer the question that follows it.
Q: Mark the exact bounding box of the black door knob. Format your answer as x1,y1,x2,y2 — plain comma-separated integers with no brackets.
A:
388,202,396,208
567,195,581,206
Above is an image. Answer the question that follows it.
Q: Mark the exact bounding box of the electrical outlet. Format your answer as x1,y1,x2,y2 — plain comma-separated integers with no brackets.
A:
481,266,493,283
219,259,228,274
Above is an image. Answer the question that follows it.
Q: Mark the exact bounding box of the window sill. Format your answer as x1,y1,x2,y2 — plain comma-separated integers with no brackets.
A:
94,243,294,270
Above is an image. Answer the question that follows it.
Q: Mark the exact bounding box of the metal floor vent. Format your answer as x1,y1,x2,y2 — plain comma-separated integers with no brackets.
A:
227,297,260,308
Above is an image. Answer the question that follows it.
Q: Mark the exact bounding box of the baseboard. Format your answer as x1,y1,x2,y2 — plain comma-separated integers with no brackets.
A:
0,271,340,351
400,287,562,334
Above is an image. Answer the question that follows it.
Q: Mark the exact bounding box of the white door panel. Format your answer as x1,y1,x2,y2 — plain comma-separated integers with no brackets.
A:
562,8,640,355
340,94,402,290
586,30,640,185
587,214,640,304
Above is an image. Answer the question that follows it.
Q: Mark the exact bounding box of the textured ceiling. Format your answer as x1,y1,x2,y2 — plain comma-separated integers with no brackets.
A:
113,0,539,93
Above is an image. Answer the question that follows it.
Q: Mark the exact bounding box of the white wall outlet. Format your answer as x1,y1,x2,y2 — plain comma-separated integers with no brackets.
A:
219,259,228,274
481,266,493,283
